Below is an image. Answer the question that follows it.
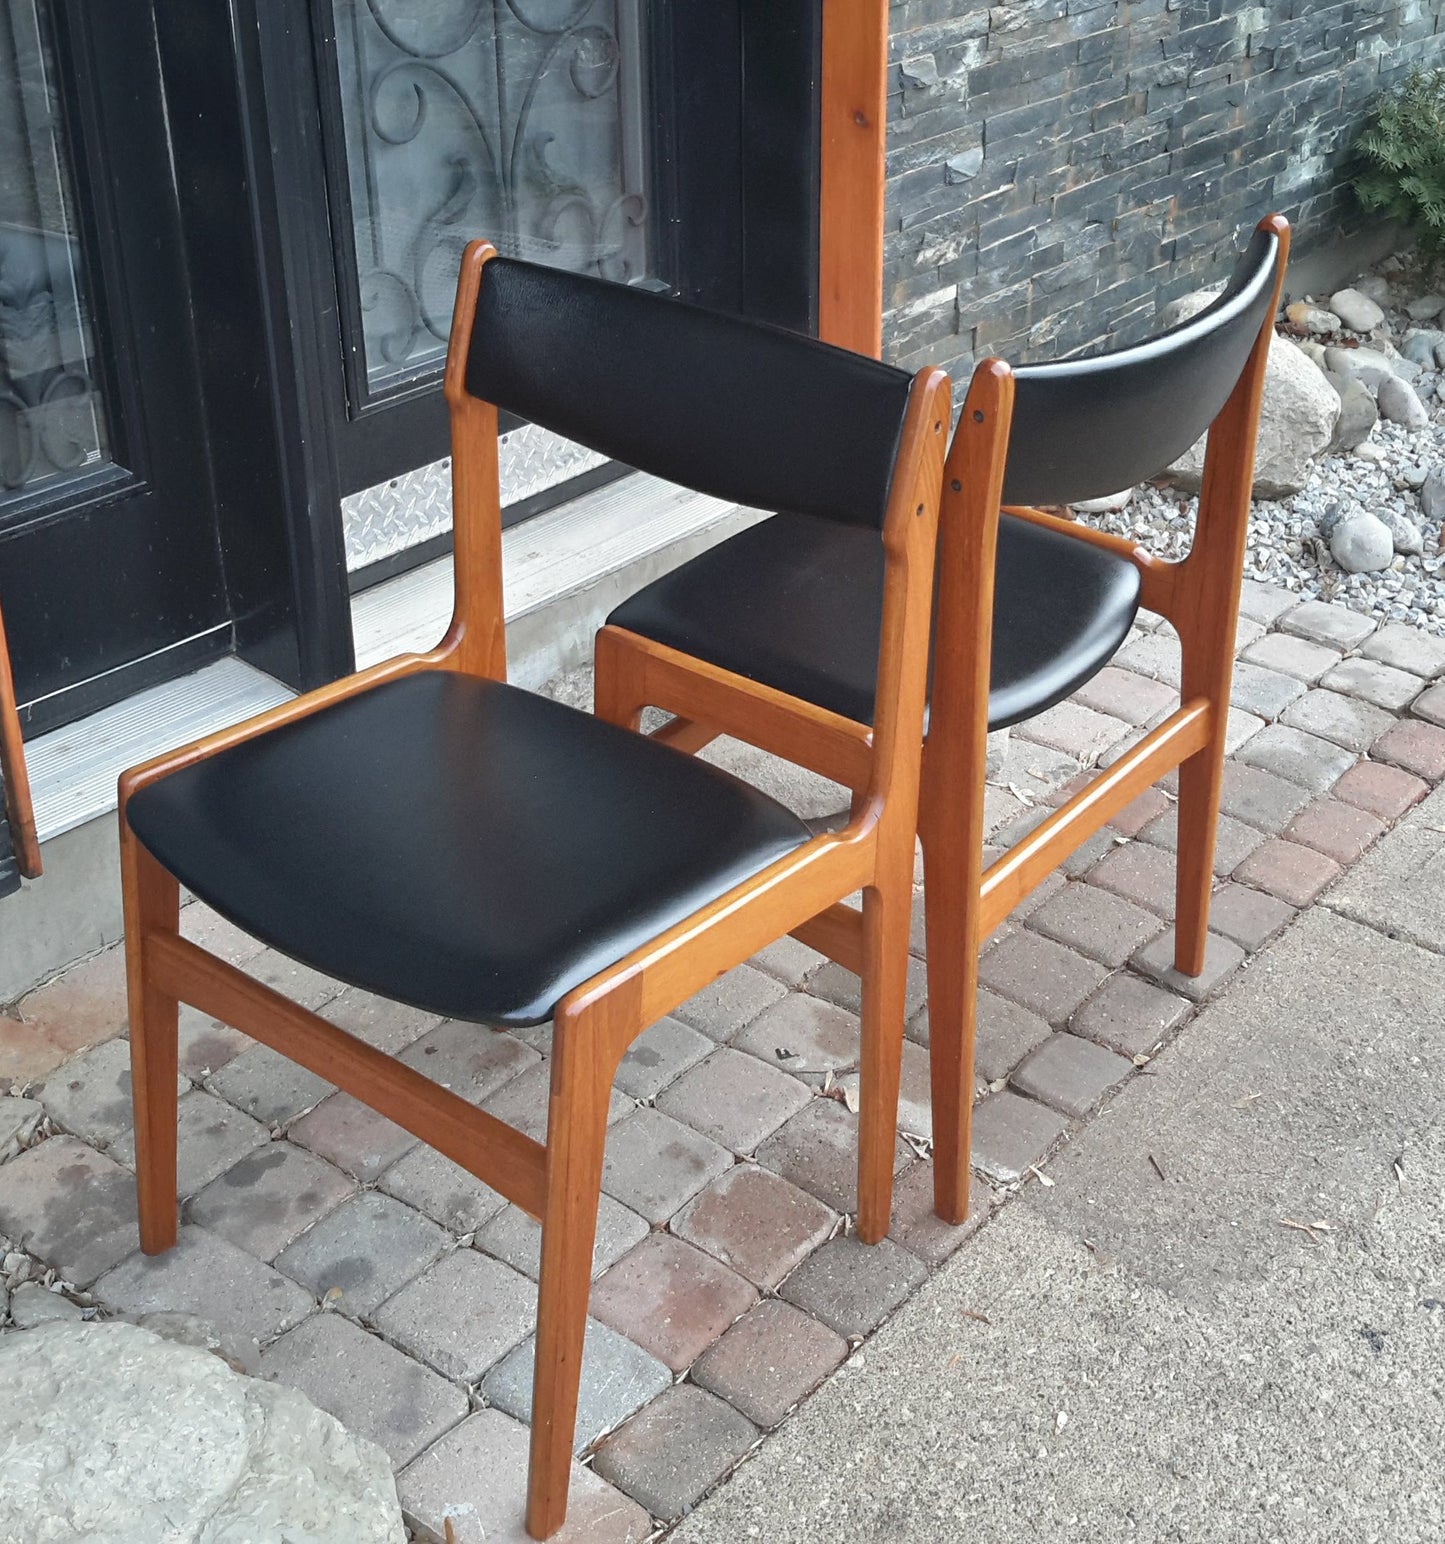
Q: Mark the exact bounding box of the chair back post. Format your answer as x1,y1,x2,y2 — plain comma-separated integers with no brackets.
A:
440,240,509,681
0,591,41,879
859,367,951,836
922,359,1016,823
1174,213,1291,703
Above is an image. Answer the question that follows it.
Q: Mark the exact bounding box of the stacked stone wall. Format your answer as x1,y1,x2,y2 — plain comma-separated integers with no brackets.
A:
883,1,1445,374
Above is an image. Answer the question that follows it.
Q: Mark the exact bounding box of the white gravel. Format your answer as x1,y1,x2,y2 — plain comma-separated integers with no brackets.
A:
1075,273,1445,637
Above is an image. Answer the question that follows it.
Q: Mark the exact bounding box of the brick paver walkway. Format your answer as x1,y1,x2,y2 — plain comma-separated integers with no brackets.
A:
2,582,1444,1541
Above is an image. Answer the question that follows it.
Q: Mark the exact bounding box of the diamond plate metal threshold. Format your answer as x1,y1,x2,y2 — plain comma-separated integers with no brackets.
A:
26,472,758,843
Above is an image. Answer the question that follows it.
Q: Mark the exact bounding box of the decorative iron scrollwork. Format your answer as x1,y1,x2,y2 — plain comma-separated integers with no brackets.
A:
336,0,652,390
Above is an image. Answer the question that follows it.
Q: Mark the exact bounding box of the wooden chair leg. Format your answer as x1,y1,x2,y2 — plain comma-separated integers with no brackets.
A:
920,818,984,1224
526,1009,614,1540
1173,697,1228,976
855,878,910,1243
120,828,181,1254
592,627,647,732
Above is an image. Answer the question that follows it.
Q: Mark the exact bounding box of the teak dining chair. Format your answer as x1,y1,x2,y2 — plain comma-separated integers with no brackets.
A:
118,243,951,1538
0,590,41,891
594,214,1290,1230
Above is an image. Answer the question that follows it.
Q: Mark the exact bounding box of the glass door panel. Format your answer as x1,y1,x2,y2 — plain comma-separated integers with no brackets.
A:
0,0,109,511
333,0,657,398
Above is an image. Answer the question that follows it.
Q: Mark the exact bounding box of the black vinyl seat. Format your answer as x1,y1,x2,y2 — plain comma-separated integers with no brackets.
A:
125,671,810,1027
608,507,1140,731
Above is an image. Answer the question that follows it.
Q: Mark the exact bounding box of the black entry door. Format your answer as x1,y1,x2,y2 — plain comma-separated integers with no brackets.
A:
0,0,227,733
278,0,821,587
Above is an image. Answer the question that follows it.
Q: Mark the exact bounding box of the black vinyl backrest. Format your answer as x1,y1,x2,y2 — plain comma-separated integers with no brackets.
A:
465,256,915,531
1002,226,1282,507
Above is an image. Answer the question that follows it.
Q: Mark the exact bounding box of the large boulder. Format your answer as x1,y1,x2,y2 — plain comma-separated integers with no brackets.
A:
0,1320,404,1543
1164,294,1337,497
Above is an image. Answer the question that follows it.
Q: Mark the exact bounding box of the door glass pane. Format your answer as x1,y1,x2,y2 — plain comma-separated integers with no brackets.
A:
333,0,656,395
0,0,110,513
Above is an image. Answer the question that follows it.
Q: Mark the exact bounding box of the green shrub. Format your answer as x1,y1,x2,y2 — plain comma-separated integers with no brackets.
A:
1352,68,1445,252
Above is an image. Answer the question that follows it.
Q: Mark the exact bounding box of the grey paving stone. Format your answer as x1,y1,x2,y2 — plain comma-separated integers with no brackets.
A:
970,1090,1070,1184
319,989,442,1054
1233,837,1343,908
241,950,345,1010
1217,760,1315,832
748,935,827,988
287,1093,418,1182
186,1141,355,1261
180,903,268,965
1240,633,1343,684
656,1048,811,1154
8,1280,85,1327
1232,723,1356,793
399,1020,539,1107
1283,798,1387,866
692,1299,847,1429
780,1235,926,1337
1011,1032,1134,1118
1281,689,1396,754
1359,621,1445,679
205,1043,334,1126
600,1107,732,1224
1414,683,1445,728
753,1099,909,1215
1136,806,1267,877
94,1224,312,1343
482,1317,671,1450
1320,656,1424,713
1085,840,1178,916
1227,660,1308,720
671,1163,836,1290
481,1061,632,1143
0,1136,141,1286
373,1248,536,1382
175,1008,250,1082
1115,631,1182,685
1057,828,1123,877
734,994,860,1077
807,954,928,1022
673,964,788,1042
1373,717,1445,781
1131,928,1246,1002
1277,599,1376,650
1237,579,1301,625
33,1037,185,1147
977,931,1108,1026
377,1145,508,1236
1027,882,1165,967
972,990,1055,1081
111,1089,270,1198
398,1408,651,1544
887,1163,994,1268
613,1016,713,1101
1206,882,1298,953
274,1190,449,1316
593,1385,758,1521
475,1193,647,1283
1071,975,1190,1059
0,1094,42,1159
260,1309,468,1469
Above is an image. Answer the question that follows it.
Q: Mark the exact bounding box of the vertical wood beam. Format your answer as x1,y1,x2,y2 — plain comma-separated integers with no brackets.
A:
818,0,887,357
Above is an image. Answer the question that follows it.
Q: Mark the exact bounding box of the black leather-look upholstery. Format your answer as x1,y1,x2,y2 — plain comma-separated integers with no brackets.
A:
125,673,810,1027
466,257,914,530
607,510,1140,731
1003,226,1281,506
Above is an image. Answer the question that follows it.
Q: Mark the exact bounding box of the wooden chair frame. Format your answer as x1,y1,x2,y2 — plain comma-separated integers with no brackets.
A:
119,242,950,1539
0,592,41,881
595,214,1292,1229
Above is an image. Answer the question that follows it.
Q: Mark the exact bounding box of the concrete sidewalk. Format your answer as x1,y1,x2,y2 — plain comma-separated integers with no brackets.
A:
674,787,1445,1544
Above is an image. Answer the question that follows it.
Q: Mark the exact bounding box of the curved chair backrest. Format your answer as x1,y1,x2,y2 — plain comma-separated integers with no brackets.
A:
1002,224,1284,507
464,256,914,531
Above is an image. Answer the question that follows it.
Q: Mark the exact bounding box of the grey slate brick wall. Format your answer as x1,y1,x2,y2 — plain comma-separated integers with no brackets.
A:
883,1,1445,379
